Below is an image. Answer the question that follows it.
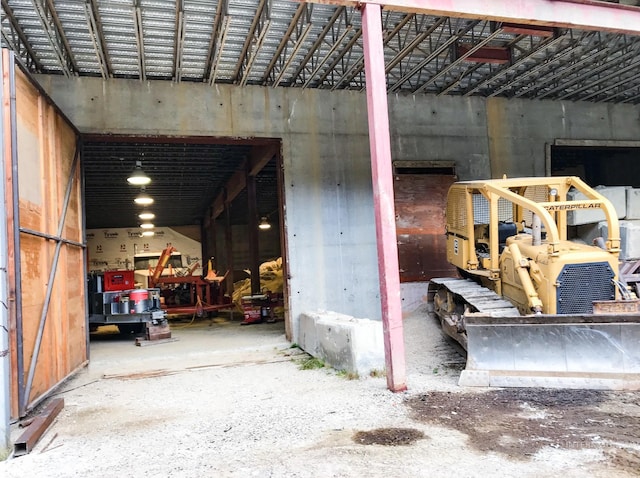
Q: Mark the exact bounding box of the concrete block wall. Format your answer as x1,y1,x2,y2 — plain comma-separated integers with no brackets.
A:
601,220,640,260
567,186,627,226
298,311,385,376
627,189,640,219
571,188,640,260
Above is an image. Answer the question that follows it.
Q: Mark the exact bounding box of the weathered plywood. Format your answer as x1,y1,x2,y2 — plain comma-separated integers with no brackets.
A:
6,61,84,418
394,174,458,282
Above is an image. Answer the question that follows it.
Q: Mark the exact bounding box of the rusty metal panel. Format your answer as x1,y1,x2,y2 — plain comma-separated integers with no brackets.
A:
394,173,458,282
6,62,85,418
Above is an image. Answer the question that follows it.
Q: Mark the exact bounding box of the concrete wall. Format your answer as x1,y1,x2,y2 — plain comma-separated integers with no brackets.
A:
486,98,640,177
34,75,640,340
35,76,380,332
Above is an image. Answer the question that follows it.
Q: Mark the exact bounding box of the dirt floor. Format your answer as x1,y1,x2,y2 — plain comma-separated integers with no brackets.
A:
2,308,640,477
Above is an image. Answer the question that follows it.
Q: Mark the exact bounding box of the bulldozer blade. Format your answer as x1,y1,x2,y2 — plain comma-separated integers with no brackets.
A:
459,313,640,390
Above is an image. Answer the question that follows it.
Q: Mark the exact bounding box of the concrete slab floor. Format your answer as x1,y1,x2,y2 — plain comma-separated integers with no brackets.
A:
1,311,637,477
87,314,292,378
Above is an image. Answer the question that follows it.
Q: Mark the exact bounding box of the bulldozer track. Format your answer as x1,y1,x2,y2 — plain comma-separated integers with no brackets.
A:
429,278,520,317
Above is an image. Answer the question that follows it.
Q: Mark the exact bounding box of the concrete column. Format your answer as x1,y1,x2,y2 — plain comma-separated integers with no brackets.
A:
361,3,406,392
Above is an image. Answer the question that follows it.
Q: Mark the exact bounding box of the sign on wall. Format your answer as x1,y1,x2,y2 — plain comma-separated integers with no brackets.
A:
86,227,202,272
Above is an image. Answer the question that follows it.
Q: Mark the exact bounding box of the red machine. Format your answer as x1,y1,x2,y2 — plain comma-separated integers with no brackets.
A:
103,270,135,292
148,246,231,316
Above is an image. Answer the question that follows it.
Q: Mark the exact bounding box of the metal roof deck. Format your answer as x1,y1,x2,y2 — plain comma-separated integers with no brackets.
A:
3,0,640,103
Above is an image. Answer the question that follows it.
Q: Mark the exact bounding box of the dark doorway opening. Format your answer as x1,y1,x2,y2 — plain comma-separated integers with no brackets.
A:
551,145,640,187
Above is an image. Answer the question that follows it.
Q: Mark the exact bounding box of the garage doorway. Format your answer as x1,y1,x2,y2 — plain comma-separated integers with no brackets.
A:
81,136,286,338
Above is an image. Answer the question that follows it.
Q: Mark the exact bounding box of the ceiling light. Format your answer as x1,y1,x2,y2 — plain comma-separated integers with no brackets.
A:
140,222,154,229
138,211,155,220
140,231,155,237
258,217,271,230
127,160,151,186
134,189,154,206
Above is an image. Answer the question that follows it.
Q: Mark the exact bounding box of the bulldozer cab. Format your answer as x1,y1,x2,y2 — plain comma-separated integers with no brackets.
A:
445,176,621,277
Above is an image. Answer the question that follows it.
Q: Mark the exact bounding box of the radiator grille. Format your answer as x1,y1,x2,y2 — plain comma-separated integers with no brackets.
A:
556,262,615,314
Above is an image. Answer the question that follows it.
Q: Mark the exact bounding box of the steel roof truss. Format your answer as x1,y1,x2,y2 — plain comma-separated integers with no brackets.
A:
289,6,345,85
315,28,362,87
84,0,111,79
134,0,146,81
266,3,313,87
462,32,567,97
233,0,271,86
328,12,413,91
593,72,640,103
173,0,184,82
385,16,444,75
329,31,364,90
621,90,640,105
203,0,229,82
208,14,232,85
523,33,623,99
413,22,503,95
388,18,478,93
1,0,42,71
558,39,640,100
302,22,353,88
298,7,356,88
32,0,77,76
486,32,583,98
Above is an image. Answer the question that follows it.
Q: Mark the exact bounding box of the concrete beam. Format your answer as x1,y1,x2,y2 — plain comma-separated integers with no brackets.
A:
302,0,640,35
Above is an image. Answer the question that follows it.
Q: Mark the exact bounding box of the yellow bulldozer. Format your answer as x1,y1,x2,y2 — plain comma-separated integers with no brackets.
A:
428,176,640,389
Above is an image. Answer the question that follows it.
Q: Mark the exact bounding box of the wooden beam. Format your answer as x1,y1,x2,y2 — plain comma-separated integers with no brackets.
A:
212,193,225,219
225,165,247,204
247,175,260,294
207,141,279,222
248,143,278,176
224,203,234,294
300,0,640,35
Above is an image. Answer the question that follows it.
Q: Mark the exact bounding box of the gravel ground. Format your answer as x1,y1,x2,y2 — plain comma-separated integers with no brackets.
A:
1,309,639,477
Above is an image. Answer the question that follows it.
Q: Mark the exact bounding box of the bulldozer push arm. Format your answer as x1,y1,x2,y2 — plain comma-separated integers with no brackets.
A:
430,176,640,390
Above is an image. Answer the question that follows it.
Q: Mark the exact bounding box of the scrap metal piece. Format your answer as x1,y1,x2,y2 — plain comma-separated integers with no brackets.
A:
14,398,64,456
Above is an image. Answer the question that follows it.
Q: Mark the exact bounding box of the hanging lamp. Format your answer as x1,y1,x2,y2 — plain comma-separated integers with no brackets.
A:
258,217,271,230
134,188,154,206
127,160,151,186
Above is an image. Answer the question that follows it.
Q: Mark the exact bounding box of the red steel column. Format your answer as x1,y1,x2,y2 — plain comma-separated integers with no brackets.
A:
361,3,406,392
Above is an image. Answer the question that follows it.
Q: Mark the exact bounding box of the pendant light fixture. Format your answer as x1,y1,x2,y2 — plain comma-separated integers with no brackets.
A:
140,230,155,237
134,187,154,206
258,217,271,230
140,222,154,229
138,211,155,220
127,160,151,186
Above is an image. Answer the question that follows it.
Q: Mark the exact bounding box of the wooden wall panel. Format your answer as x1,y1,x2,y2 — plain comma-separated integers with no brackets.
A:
394,174,458,282
6,62,85,417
